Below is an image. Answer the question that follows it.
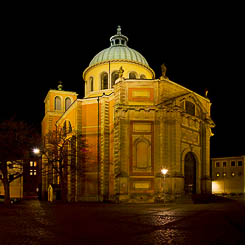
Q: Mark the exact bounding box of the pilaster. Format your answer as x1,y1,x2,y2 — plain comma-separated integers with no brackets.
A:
200,121,212,194
100,99,110,200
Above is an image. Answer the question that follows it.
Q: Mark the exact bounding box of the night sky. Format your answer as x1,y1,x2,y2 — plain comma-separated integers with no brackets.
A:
1,1,244,158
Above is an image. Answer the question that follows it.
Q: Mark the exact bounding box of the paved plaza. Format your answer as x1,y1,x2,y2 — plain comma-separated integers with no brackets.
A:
0,198,245,245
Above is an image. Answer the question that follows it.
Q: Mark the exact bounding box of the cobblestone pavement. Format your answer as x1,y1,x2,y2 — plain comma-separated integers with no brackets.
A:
0,198,245,245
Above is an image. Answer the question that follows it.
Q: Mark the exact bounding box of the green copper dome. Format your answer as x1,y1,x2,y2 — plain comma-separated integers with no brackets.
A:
89,26,149,67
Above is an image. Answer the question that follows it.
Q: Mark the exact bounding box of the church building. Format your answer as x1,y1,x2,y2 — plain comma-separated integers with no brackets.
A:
41,26,215,203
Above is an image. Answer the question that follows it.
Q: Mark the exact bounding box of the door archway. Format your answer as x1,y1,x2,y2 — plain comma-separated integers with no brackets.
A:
184,152,196,194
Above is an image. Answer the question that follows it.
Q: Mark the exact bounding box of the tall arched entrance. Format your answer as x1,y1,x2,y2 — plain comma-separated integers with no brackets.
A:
184,152,196,194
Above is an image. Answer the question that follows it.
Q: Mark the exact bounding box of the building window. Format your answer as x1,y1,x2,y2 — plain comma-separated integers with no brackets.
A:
185,101,195,116
215,162,220,167
30,161,37,167
231,172,235,177
216,172,220,177
30,170,33,176
34,170,37,176
111,71,119,87
140,74,146,79
63,121,67,136
89,77,94,91
231,161,236,167
68,121,72,133
54,96,61,110
65,97,72,111
129,72,137,79
223,162,227,167
101,72,108,89
237,161,243,166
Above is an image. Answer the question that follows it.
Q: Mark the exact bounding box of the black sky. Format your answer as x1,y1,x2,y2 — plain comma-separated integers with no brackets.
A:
1,1,245,158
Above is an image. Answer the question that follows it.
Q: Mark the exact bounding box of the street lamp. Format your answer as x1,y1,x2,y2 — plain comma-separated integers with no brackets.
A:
161,168,168,204
161,168,168,176
33,147,41,200
33,148,40,155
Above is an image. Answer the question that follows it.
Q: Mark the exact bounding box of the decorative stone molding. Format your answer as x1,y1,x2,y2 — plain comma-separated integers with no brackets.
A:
181,128,200,146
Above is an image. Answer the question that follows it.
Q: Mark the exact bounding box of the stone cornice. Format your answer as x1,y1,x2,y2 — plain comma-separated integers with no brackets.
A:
82,59,155,80
114,104,157,112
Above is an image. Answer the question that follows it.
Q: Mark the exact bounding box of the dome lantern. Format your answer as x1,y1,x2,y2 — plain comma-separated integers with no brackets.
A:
85,26,155,80
109,25,128,46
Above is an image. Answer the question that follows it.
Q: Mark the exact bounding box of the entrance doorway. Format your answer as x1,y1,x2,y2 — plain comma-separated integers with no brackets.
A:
184,152,196,194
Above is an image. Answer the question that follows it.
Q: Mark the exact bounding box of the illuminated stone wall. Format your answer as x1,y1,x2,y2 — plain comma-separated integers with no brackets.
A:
211,156,245,194
41,76,214,203
110,77,214,202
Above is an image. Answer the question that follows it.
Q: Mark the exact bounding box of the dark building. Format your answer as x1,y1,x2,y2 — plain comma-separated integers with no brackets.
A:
23,156,41,198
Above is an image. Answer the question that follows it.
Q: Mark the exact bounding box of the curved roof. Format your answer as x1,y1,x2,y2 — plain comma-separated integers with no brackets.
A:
89,46,149,67
89,26,149,68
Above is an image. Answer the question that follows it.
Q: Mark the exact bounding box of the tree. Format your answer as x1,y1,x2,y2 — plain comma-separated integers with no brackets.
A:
40,127,88,202
0,119,40,205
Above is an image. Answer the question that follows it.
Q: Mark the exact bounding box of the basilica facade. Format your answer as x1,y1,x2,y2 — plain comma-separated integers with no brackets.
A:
41,27,215,203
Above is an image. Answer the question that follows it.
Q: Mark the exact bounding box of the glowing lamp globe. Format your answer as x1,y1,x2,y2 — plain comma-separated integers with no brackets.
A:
33,148,40,154
161,168,168,175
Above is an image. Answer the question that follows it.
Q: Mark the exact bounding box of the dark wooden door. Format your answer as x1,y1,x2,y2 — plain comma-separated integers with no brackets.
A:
184,152,196,194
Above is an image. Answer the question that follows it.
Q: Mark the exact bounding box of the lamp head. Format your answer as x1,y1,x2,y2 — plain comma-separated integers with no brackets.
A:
161,168,168,175
33,148,40,154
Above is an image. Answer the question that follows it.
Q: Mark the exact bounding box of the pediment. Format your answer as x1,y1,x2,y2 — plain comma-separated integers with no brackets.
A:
174,92,209,116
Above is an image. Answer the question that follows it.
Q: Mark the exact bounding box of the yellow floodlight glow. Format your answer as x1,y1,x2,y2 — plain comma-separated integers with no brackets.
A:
212,181,222,193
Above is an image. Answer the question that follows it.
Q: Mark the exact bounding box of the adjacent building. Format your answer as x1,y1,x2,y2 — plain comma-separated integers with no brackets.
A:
41,26,215,203
211,156,245,194
0,157,41,200
0,162,23,200
23,158,41,198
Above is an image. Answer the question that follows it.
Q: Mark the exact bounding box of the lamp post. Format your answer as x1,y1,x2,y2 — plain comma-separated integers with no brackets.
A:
33,147,42,200
161,168,168,204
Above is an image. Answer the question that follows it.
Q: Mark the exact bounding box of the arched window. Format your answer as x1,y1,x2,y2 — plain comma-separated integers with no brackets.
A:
101,72,108,89
54,96,61,111
129,72,137,79
65,97,71,111
185,101,195,116
90,77,94,91
134,137,151,169
140,74,146,79
111,71,119,87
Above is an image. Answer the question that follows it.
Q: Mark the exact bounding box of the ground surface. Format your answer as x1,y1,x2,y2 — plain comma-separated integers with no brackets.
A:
0,198,245,245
